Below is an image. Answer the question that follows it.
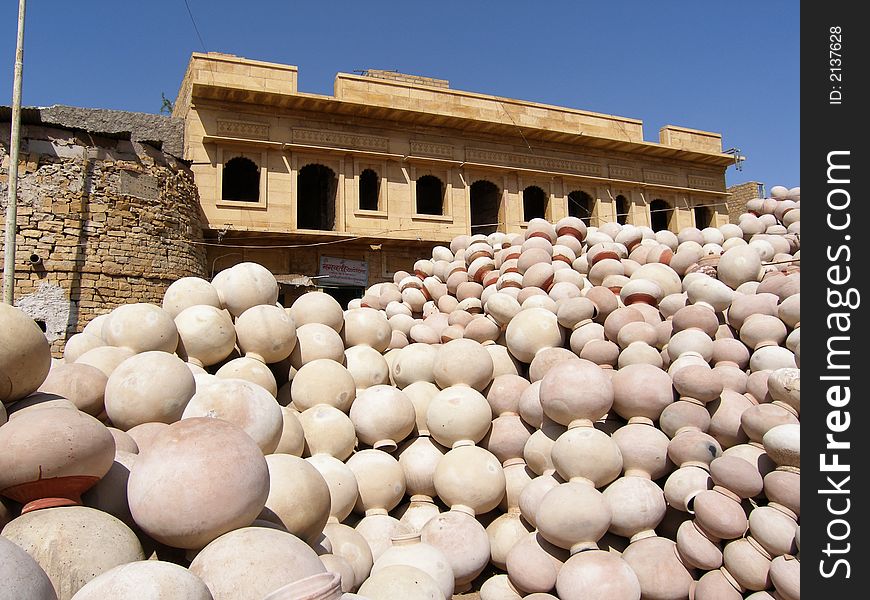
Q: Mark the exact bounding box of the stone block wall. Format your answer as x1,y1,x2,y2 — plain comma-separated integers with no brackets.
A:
726,181,764,222
0,120,207,356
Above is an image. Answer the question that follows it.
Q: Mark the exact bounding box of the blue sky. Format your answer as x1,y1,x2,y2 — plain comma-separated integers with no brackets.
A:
0,1,798,188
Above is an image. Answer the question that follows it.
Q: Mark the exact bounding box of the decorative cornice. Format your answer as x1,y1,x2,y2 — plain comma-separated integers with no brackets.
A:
292,128,390,152
609,164,637,180
216,119,270,140
466,148,602,176
688,174,723,191
409,140,454,159
643,169,680,185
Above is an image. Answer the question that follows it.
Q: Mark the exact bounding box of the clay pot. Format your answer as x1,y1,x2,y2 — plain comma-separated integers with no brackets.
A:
344,345,390,392
103,351,196,430
427,385,492,448
664,464,713,512
675,518,722,571
62,332,106,363
106,427,138,453
740,403,799,444
748,505,798,557
371,533,454,599
556,550,641,600
350,385,415,451
480,574,524,600
347,449,406,516
102,303,178,353
621,536,693,600
262,572,343,600
539,359,613,427
235,304,297,364
211,262,279,317
485,412,534,463
2,506,145,600
0,304,52,404
396,494,441,534
81,450,136,527
707,390,756,449
74,346,135,378
692,569,742,600
762,424,800,468
215,355,279,397
174,304,236,367
0,532,57,600
717,246,762,290
189,526,326,600
434,444,505,514
612,422,672,479
518,380,544,428
127,417,270,549
536,480,611,552
506,531,568,594
611,363,673,422
0,407,115,512
391,343,438,388
421,509,491,591
523,417,565,476
37,363,107,416
291,359,356,413
487,502,533,569
183,377,283,453
290,291,345,333
432,338,494,391
290,324,346,370
300,404,357,460
504,308,565,364
769,554,800,600
603,476,666,541
398,434,446,499
301,455,356,527
722,537,772,592
343,308,392,353
322,522,374,590
261,454,331,543
767,368,800,414
162,276,222,318
357,564,445,600
551,424,623,487
70,560,212,600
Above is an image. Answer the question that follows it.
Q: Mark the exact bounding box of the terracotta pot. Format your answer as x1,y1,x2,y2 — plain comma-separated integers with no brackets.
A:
189,526,326,600
611,364,674,422
0,304,52,404
664,465,713,512
537,480,611,553
504,308,565,364
505,530,567,593
432,338,494,391
74,346,136,378
762,424,800,468
551,424,623,487
306,454,359,523
371,532,454,599
173,304,236,368
2,506,144,600
740,403,799,445
398,435,446,499
676,518,722,570
621,536,693,600
0,407,115,512
421,508,491,591
290,291,344,332
101,303,178,354
299,404,357,461
290,324,346,370
127,417,269,549
355,512,411,562
769,554,800,600
540,359,613,427
722,537,772,592
484,413,533,463
748,505,798,557
322,522,374,590
707,390,756,449
37,363,107,417
124,422,169,454
612,422,672,479
350,385,415,451
183,377,283,454
347,449,406,516
215,356,279,397
81,450,136,528
523,417,565,476
288,360,355,415
319,554,355,594
427,385,492,448
390,343,438,388
262,572,343,600
556,550,641,600
70,560,212,600
104,351,196,430
434,444,505,514
211,262,279,317
396,495,441,533
62,332,106,364
0,531,57,600
261,454,331,543
357,564,445,600
518,471,560,529
161,276,222,319
767,368,800,414
717,246,762,290
234,304,297,364
603,476,666,541
692,569,742,600
480,574,524,600
106,427,139,454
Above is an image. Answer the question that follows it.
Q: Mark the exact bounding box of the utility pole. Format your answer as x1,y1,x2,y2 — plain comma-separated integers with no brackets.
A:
3,0,26,304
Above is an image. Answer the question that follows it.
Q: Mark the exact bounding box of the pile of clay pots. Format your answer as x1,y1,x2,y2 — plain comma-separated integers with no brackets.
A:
0,185,800,600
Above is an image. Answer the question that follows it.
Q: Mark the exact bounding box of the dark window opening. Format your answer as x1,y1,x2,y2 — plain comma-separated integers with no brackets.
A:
650,199,674,232
568,190,593,226
523,186,548,222
35,319,47,332
694,205,713,229
298,164,337,231
470,180,501,235
616,195,629,225
416,175,444,215
359,169,380,211
222,156,260,202
319,285,365,311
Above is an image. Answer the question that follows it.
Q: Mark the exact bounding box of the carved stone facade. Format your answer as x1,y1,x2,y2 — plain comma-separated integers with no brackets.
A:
174,52,736,290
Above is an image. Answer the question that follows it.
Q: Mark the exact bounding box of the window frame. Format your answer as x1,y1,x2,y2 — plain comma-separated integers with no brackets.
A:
215,147,268,210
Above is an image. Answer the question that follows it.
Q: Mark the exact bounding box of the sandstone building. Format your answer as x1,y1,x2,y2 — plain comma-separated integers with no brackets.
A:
173,52,736,300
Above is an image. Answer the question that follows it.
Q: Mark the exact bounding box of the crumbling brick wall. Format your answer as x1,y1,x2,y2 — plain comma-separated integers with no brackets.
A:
726,181,764,223
0,119,206,356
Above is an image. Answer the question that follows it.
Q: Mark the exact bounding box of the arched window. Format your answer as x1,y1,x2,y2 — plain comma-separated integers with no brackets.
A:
297,163,337,231
470,179,500,235
359,169,380,211
416,175,444,215
694,205,713,229
222,156,259,202
567,190,593,226
523,186,548,222
650,199,674,232
616,195,629,225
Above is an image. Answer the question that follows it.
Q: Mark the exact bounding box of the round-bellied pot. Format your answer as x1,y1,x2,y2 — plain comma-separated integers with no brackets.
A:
371,532,454,599
0,533,57,600
174,304,236,368
0,303,52,405
69,560,212,600
261,454,331,543
37,362,108,417
101,303,178,354
556,550,641,600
